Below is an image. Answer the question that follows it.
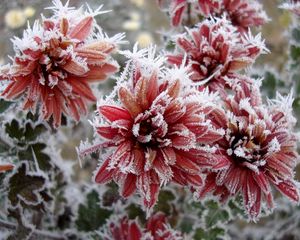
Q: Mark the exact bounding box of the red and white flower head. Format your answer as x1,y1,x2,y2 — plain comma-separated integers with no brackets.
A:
102,212,183,240
198,75,300,219
157,0,220,27
0,0,123,127
102,216,142,240
158,0,268,31
168,18,267,93
79,45,223,211
280,1,300,16
221,0,269,32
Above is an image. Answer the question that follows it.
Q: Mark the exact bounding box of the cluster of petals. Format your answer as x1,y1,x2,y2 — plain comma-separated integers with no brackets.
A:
102,212,183,240
280,0,300,16
168,17,267,94
197,76,300,219
158,0,268,31
86,46,223,211
0,0,122,127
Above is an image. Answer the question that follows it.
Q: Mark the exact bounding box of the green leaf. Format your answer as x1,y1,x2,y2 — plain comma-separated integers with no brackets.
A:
154,190,176,215
290,45,300,62
204,200,229,228
292,28,300,42
0,99,13,114
5,120,23,141
194,227,225,240
8,163,52,210
18,143,52,171
261,71,278,98
76,190,112,232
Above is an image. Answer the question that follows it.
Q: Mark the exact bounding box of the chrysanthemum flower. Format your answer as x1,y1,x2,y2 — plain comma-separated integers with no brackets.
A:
198,76,300,219
79,45,223,211
0,0,123,127
280,1,300,16
168,18,267,93
157,0,220,27
157,0,268,30
101,212,183,240
221,0,269,32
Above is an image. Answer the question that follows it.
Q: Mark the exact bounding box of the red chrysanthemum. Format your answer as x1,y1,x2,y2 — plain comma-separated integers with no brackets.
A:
157,0,220,27
198,75,300,219
221,0,269,32
158,0,268,30
168,18,267,93
102,212,183,240
79,46,223,211
0,0,123,127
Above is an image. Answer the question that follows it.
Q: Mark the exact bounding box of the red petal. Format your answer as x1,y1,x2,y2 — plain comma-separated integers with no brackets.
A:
94,158,114,183
119,87,142,118
99,105,132,122
121,174,137,198
276,180,300,202
69,16,93,41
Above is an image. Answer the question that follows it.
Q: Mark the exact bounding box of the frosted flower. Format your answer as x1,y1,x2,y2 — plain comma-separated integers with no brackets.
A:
5,9,26,29
168,18,267,93
82,46,223,211
280,1,300,16
101,212,183,239
158,0,268,31
198,76,300,219
220,0,269,32
0,0,122,127
157,0,220,27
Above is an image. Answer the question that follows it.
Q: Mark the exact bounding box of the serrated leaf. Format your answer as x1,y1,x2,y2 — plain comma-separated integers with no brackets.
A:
5,120,23,141
8,163,51,210
76,190,112,232
204,201,229,228
0,99,13,114
194,227,225,240
154,190,175,215
18,143,52,171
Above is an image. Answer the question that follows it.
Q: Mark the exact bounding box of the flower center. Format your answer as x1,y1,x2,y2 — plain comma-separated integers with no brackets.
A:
132,111,169,147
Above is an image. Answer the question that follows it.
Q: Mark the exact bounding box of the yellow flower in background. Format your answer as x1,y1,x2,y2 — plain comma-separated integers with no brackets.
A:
123,20,141,31
136,32,153,47
130,12,140,21
5,9,26,29
23,6,36,18
130,0,144,8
